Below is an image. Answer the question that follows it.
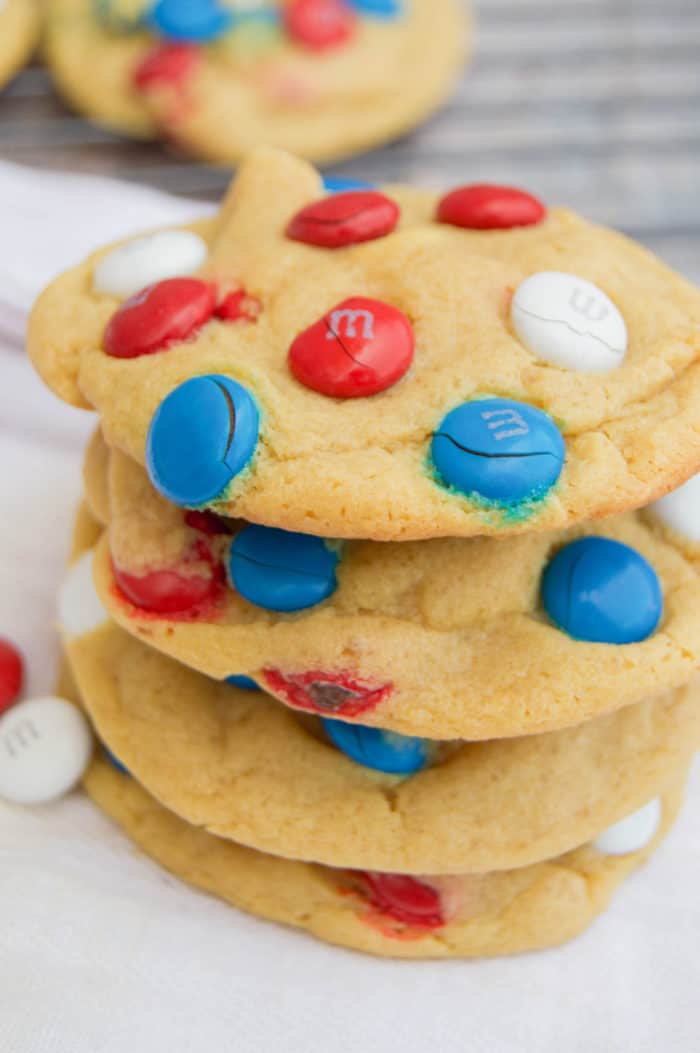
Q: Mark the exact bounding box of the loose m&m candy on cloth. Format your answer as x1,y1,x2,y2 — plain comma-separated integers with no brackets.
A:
430,397,565,506
289,297,414,398
146,375,260,506
0,638,23,716
323,719,429,775
286,190,400,248
542,537,663,645
228,525,339,612
0,697,93,806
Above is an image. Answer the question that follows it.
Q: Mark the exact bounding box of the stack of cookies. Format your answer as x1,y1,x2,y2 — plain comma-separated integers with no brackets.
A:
28,148,700,958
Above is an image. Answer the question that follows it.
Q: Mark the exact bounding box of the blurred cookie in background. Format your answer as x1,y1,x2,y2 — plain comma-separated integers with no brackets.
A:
43,0,470,162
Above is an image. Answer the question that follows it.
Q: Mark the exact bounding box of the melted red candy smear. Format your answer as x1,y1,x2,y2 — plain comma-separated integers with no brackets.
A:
113,541,224,617
133,43,199,91
103,278,216,359
215,289,261,323
286,191,400,248
0,638,23,715
437,184,546,230
262,669,393,717
352,872,445,932
184,510,230,536
289,296,414,398
284,0,356,50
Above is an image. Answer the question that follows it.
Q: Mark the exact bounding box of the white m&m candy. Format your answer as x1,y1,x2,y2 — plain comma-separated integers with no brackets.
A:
511,271,628,372
58,551,109,640
93,230,208,299
650,472,700,542
593,798,662,856
0,697,93,805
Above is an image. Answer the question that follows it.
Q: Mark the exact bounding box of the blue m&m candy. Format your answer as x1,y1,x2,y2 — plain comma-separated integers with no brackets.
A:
322,176,375,193
149,0,233,41
146,375,259,508
322,719,428,775
430,397,565,506
542,537,663,644
225,674,261,691
228,525,340,612
347,0,402,18
104,747,129,775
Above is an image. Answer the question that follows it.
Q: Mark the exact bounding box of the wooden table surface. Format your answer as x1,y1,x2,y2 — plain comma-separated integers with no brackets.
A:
1,0,699,278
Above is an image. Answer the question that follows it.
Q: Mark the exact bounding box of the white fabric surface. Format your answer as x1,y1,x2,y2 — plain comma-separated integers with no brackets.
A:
1,163,699,1053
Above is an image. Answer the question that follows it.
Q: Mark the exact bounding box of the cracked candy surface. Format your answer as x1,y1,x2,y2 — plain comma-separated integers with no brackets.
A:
83,750,686,959
63,606,700,874
29,149,700,540
43,0,467,161
0,0,40,88
88,436,700,739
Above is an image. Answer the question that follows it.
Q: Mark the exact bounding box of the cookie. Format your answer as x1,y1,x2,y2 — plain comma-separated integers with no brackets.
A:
28,149,700,541
44,0,468,162
0,0,40,89
60,593,700,873
84,751,686,958
85,438,700,740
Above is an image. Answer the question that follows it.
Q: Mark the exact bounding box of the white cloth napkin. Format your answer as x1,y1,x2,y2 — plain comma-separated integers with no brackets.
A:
1,162,699,1053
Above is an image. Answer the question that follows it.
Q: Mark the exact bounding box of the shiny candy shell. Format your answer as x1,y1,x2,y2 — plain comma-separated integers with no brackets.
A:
593,798,662,856
354,873,444,929
437,184,546,230
431,397,565,505
225,675,261,691
93,231,208,299
542,537,663,644
650,471,700,542
149,0,233,41
113,560,219,615
322,719,428,775
104,277,216,359
0,639,23,716
289,296,414,398
322,176,374,193
0,697,93,805
228,525,339,612
511,271,628,372
147,374,260,507
286,190,399,248
284,0,356,49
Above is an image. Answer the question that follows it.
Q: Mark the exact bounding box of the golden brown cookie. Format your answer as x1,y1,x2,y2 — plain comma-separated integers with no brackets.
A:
0,0,40,89
84,752,687,959
28,150,700,541
59,602,700,874
83,438,700,740
44,0,468,161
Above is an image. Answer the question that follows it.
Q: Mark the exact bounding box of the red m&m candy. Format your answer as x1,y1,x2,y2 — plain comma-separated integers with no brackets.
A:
284,0,356,50
289,296,414,398
437,184,546,230
354,872,445,930
286,191,400,248
133,43,199,91
114,542,223,615
0,638,23,715
104,278,216,359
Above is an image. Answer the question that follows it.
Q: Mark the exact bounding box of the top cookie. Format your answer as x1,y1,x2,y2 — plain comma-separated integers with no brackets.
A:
44,0,468,162
28,148,700,541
